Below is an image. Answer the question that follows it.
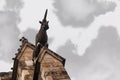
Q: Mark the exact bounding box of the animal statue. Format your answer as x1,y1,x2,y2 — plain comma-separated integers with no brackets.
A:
35,9,49,47
33,9,49,59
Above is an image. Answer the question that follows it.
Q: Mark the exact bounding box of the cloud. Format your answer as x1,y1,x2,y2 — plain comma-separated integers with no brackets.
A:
0,0,6,11
56,40,80,77
0,0,24,63
0,11,20,62
57,26,120,80
0,61,12,72
53,0,116,27
4,0,24,13
23,28,37,44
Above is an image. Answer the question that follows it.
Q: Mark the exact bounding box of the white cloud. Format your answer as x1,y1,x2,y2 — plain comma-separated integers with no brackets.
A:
0,13,20,62
53,0,116,27
0,0,24,71
77,26,120,80
0,61,12,72
0,0,6,11
57,26,120,80
91,1,120,36
18,0,54,31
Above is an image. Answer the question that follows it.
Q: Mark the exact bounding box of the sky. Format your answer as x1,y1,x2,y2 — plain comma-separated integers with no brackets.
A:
0,0,120,80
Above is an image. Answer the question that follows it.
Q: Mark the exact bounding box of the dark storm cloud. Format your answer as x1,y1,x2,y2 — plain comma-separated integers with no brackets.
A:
57,26,120,80
53,0,116,27
0,0,24,62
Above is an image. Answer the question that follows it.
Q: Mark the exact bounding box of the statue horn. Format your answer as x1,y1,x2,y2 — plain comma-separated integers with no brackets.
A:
43,9,48,21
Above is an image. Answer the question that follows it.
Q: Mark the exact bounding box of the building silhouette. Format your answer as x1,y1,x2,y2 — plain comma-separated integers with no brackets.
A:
0,10,71,80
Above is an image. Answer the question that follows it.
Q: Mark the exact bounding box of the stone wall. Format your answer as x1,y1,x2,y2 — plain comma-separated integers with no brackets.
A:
0,72,12,80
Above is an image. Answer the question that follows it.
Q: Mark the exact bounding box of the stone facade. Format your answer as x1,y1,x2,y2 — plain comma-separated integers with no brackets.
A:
10,38,71,80
33,47,70,80
0,72,12,80
12,38,35,80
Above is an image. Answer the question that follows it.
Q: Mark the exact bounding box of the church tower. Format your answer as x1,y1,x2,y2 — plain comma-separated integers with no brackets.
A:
12,37,35,80
11,10,71,80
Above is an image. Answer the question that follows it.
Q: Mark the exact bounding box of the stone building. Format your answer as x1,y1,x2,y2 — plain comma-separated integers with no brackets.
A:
0,72,12,80
0,10,71,80
12,38,35,80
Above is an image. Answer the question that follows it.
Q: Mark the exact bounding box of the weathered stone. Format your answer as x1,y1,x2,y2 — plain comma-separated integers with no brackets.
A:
0,72,12,80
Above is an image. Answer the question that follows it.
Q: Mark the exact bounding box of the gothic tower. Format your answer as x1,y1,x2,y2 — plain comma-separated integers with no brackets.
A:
11,10,71,80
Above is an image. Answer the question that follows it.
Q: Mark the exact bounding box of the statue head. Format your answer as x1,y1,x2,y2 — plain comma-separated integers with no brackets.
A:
39,20,49,30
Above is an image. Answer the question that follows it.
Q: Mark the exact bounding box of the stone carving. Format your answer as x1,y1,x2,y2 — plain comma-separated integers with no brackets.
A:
35,9,49,47
33,9,49,58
